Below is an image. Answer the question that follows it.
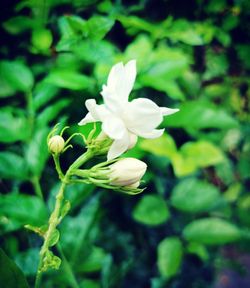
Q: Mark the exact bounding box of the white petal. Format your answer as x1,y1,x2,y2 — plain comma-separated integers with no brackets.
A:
107,135,130,160
138,129,165,139
124,98,163,134
85,99,110,121
78,112,95,125
102,115,127,140
160,107,179,116
101,60,137,112
124,60,136,99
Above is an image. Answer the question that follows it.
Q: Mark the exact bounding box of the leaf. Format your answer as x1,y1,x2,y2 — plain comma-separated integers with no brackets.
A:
0,61,34,92
157,237,183,279
25,127,49,176
0,152,28,180
163,101,238,130
183,218,241,245
3,16,35,34
171,178,220,213
77,246,106,273
180,141,225,168
0,249,29,288
48,229,60,247
140,134,177,159
36,99,70,127
0,193,48,234
86,16,115,40
31,29,53,51
133,194,170,226
15,248,39,276
0,110,29,143
33,81,59,111
45,70,94,90
42,250,61,272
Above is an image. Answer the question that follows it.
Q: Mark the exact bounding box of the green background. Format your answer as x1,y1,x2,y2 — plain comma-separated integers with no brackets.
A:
0,0,250,287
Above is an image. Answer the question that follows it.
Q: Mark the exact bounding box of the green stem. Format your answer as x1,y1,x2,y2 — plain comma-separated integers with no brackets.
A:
32,176,44,200
35,149,94,288
35,180,67,288
53,154,64,180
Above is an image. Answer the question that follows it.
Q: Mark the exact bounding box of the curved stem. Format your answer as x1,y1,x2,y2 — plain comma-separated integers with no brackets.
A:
35,149,94,288
31,176,44,200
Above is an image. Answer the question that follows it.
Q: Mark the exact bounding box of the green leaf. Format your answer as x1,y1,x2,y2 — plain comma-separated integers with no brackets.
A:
48,229,60,247
183,218,241,245
163,101,238,130
0,110,29,143
25,128,49,176
0,249,29,288
45,70,94,90
0,61,34,92
86,16,114,40
0,193,48,234
15,248,39,276
157,237,183,279
133,194,170,226
33,81,59,111
36,99,70,127
0,152,28,180
3,16,34,34
171,178,220,213
140,134,177,159
77,246,106,273
180,141,225,168
42,250,61,272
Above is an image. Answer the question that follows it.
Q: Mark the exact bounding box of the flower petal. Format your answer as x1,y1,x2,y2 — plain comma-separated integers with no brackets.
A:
160,107,179,116
78,112,95,125
124,59,136,99
124,98,163,134
137,128,165,139
102,115,127,140
85,99,110,121
101,60,137,113
107,134,130,160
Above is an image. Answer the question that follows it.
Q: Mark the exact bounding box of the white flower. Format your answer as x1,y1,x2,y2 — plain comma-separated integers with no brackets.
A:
109,158,147,188
79,60,179,160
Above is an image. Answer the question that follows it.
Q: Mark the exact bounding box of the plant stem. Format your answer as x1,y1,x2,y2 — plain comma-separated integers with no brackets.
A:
35,149,94,288
35,180,67,288
32,176,44,200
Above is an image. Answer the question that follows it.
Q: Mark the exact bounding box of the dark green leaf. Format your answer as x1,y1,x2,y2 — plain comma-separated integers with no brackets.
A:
133,194,170,226
0,152,28,180
0,248,29,288
183,218,241,245
171,178,220,213
0,61,34,92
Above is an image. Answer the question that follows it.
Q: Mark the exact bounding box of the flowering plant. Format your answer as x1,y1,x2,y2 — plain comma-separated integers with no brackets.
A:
33,60,178,287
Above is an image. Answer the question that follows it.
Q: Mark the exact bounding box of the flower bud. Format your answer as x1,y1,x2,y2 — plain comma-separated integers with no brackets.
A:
109,158,147,187
48,135,65,154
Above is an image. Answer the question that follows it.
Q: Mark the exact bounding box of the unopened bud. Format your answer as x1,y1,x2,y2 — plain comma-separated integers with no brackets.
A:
48,135,65,154
110,158,147,187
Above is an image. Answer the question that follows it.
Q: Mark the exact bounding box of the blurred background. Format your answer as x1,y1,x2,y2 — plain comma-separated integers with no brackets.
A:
0,0,250,287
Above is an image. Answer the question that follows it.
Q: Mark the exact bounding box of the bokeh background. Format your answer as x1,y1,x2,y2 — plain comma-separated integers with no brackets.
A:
0,0,250,287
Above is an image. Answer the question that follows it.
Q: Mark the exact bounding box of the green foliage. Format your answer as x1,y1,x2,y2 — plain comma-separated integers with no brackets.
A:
0,249,29,288
171,178,221,213
157,237,183,278
1,0,249,287
133,194,170,226
183,218,242,245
